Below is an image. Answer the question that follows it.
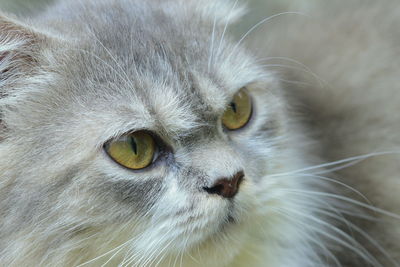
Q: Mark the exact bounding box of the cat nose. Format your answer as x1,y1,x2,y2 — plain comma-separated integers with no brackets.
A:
203,171,244,198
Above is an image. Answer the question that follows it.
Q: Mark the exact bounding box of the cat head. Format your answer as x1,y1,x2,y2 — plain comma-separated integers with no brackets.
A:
0,0,316,265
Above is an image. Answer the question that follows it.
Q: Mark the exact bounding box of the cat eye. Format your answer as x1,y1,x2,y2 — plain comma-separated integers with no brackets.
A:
222,87,252,130
105,131,156,170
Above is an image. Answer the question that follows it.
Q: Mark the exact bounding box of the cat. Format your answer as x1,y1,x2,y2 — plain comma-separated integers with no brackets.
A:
0,0,399,266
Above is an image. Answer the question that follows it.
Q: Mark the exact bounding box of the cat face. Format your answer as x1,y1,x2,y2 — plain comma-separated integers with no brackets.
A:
0,0,316,265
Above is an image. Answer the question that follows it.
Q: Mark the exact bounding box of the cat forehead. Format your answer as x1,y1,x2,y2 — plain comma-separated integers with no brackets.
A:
66,45,258,140
41,0,269,143
56,0,264,136
76,0,255,90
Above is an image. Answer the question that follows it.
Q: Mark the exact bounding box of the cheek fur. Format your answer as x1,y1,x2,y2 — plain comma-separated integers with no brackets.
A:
92,177,164,218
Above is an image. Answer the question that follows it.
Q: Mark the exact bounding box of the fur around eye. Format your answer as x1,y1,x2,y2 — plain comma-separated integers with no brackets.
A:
105,131,156,170
222,87,252,130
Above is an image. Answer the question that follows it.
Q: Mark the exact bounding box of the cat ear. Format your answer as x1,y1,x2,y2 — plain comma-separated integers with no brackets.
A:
0,14,45,81
0,14,49,137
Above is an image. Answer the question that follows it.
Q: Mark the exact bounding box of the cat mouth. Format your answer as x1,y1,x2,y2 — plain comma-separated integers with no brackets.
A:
227,214,236,224
214,207,239,234
224,201,238,224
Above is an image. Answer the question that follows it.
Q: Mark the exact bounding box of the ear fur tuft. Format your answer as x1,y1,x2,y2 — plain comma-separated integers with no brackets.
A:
0,14,47,138
0,14,48,93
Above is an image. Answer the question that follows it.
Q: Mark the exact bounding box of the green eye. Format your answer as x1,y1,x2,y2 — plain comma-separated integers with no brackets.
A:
105,131,156,170
222,87,252,130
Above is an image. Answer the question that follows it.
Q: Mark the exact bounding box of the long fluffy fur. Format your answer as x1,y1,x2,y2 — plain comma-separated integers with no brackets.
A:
0,0,399,266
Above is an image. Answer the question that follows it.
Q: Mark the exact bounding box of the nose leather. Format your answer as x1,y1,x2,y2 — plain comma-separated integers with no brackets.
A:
203,171,244,198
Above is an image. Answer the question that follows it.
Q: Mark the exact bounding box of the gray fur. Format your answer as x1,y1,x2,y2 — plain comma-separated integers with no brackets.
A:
0,0,399,266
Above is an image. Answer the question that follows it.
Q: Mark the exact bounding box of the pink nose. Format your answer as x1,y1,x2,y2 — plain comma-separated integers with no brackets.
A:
203,171,244,198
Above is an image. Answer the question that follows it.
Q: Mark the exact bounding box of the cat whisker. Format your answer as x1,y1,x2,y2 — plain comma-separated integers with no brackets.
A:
271,206,380,266
100,246,126,267
75,231,135,267
276,206,383,267
172,247,181,267
75,214,153,266
122,223,177,267
207,13,218,72
296,174,372,206
179,236,188,267
283,191,380,221
268,150,400,178
229,12,306,60
141,234,177,267
259,178,399,266
256,56,327,87
215,0,239,63
266,207,335,266
311,207,399,266
259,63,325,88
153,239,179,267
282,189,400,220
277,78,314,87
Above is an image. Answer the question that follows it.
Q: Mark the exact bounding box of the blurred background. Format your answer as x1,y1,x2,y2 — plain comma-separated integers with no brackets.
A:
0,0,320,35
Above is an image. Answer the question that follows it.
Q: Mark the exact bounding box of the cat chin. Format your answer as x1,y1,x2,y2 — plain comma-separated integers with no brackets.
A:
165,195,259,265
97,209,249,267
150,221,249,267
156,203,248,254
122,185,257,266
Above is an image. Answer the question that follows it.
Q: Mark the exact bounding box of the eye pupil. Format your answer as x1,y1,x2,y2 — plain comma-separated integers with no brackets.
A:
131,137,138,155
230,102,237,113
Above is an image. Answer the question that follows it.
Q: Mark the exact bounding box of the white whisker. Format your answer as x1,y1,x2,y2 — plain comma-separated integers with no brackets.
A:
230,12,306,59
283,189,400,220
207,13,218,72
215,0,239,60
272,207,382,266
298,174,372,206
257,56,326,87
269,151,400,178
